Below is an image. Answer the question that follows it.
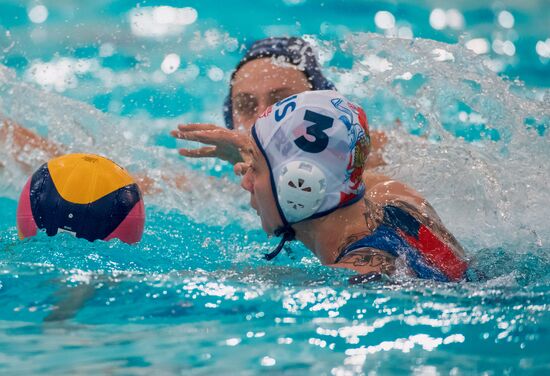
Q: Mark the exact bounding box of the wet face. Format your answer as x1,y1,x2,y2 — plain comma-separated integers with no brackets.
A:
231,58,311,131
238,141,283,235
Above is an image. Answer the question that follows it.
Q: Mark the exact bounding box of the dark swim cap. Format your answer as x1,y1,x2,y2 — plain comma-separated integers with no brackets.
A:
223,37,336,129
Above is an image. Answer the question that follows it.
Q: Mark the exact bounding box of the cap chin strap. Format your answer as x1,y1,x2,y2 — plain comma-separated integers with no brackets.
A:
264,225,295,261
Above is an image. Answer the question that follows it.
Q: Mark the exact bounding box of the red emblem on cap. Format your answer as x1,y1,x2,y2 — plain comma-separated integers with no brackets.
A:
348,102,369,133
258,105,273,119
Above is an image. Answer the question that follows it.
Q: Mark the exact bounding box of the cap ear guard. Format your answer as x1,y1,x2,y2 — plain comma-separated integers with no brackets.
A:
276,160,327,223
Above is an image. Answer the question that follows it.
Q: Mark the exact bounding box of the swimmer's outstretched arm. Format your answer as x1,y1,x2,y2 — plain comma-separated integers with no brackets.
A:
171,123,252,165
0,119,65,174
0,117,188,196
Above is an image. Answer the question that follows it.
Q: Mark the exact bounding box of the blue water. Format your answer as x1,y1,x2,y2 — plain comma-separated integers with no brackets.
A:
1,1,549,374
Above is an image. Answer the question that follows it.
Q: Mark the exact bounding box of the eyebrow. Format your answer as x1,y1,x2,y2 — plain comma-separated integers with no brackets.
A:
233,92,257,101
268,87,295,97
233,87,294,100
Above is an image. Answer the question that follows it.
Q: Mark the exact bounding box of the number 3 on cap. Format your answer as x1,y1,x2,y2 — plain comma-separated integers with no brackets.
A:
294,110,334,153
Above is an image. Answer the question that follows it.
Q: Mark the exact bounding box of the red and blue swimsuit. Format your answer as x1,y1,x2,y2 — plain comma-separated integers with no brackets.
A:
335,205,469,282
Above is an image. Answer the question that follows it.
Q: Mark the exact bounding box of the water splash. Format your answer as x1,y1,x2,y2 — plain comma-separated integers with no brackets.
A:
321,33,549,251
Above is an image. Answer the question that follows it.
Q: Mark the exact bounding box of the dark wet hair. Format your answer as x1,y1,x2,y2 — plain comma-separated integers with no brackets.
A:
223,36,336,129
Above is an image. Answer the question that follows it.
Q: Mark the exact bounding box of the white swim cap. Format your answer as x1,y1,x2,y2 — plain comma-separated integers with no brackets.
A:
252,90,371,228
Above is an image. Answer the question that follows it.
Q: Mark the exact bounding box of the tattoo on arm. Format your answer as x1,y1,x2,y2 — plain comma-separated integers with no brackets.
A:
337,247,396,275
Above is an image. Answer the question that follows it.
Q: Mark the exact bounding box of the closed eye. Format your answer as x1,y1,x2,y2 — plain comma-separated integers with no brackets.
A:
233,93,258,117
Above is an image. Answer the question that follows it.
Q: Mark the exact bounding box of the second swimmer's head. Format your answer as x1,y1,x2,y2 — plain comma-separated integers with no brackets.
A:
225,37,335,130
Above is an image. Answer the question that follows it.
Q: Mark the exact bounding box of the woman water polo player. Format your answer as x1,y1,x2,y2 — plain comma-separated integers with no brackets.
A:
172,36,387,169
181,90,470,282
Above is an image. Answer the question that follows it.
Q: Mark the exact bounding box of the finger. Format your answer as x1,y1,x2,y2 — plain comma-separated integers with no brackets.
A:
234,162,250,176
178,146,218,158
170,130,182,138
171,130,216,144
189,130,250,147
177,123,220,132
171,130,215,142
171,130,198,139
173,129,234,145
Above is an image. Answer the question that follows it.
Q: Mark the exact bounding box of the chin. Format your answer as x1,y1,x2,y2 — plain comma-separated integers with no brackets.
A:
260,219,276,236
261,223,273,235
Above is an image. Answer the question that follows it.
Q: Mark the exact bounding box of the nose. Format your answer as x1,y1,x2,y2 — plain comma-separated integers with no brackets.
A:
233,98,271,131
243,103,268,130
240,169,254,193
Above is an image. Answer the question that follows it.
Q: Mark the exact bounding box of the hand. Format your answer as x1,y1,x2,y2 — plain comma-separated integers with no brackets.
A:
171,123,251,165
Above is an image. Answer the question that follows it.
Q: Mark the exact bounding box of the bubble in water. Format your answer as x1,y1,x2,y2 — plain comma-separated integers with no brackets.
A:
207,66,224,81
374,11,395,30
465,38,489,55
99,43,115,58
445,9,464,30
261,356,276,366
535,39,550,58
498,11,515,29
398,26,413,39
28,5,49,24
161,53,180,74
129,6,197,38
429,9,447,30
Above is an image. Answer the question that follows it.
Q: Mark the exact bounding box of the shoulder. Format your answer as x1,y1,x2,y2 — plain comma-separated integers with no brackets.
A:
364,173,425,204
363,172,438,221
364,175,467,259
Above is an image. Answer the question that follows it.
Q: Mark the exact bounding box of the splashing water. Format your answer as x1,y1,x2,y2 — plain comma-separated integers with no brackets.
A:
327,33,549,252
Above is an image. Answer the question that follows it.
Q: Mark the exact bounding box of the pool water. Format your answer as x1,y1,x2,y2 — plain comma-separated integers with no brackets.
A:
0,0,549,374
